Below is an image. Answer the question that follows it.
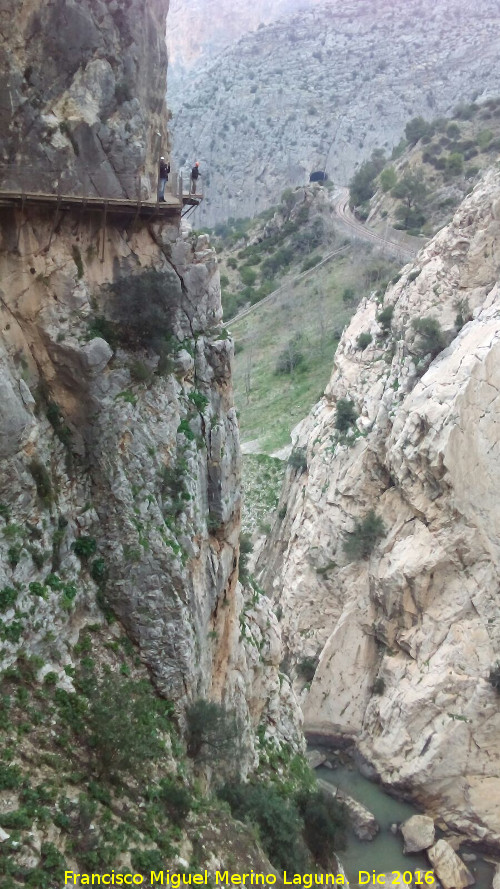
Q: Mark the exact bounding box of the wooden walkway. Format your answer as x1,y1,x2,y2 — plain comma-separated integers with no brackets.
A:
0,189,203,258
0,190,202,217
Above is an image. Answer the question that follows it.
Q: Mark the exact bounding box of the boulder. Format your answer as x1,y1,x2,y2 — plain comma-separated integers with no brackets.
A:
401,814,435,853
307,749,327,769
427,840,475,889
318,778,379,841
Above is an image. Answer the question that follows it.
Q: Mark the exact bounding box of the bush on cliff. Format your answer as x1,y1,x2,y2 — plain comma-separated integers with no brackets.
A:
185,699,241,767
108,269,181,350
343,509,385,560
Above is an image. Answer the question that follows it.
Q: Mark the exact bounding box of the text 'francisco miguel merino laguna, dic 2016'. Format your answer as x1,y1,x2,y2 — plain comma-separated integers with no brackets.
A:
64,871,436,886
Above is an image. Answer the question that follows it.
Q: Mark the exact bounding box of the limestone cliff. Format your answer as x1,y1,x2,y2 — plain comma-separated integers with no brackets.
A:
0,0,300,751
0,0,168,198
260,168,500,847
170,0,500,226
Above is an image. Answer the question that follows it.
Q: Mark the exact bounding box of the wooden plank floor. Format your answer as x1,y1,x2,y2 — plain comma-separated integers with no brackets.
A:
0,190,202,216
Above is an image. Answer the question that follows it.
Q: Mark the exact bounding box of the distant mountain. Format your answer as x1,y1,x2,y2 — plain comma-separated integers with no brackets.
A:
166,0,322,72
169,0,500,225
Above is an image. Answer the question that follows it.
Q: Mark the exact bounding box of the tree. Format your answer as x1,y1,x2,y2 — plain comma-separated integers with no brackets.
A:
392,169,427,208
349,150,386,206
405,116,433,146
275,333,306,375
392,169,428,230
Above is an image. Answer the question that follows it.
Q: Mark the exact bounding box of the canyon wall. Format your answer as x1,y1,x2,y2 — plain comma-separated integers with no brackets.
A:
0,0,168,198
260,168,500,846
170,0,500,226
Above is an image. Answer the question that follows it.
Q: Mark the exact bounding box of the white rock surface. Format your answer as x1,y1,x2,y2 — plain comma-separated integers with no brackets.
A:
427,840,474,889
259,168,500,845
401,815,435,853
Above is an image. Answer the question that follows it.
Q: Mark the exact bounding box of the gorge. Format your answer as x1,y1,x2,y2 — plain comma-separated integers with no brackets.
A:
1,0,500,885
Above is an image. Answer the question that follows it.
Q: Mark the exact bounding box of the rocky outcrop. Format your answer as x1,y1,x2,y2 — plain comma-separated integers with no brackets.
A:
427,840,475,889
259,168,500,845
0,203,301,756
0,0,169,198
401,815,435,853
170,0,500,225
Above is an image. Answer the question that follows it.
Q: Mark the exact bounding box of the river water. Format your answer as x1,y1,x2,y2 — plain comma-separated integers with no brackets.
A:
317,765,496,889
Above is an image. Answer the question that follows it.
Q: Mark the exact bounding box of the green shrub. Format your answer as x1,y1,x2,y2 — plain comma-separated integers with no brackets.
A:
408,269,421,283
131,849,164,876
240,266,257,286
218,781,307,873
185,699,240,765
343,509,385,560
91,558,108,585
72,245,84,279
297,656,318,683
296,788,346,867
28,459,52,506
488,662,500,693
275,333,306,375
0,587,18,613
72,537,97,558
379,167,397,192
356,332,372,350
288,448,307,472
129,360,152,383
84,675,171,778
377,304,394,332
0,762,22,790
108,269,180,350
239,533,253,584
188,390,209,411
335,398,357,433
412,316,445,358
446,152,464,176
87,315,117,345
372,677,386,695
342,287,356,305
156,778,192,826
177,418,195,441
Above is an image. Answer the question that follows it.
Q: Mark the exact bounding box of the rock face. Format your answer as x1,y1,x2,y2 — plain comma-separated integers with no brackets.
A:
170,0,500,225
427,840,474,889
166,0,323,73
401,815,435,853
0,0,169,198
0,0,302,763
259,168,500,845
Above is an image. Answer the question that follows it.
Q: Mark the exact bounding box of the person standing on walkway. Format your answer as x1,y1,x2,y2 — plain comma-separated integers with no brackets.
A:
190,161,200,194
158,157,170,201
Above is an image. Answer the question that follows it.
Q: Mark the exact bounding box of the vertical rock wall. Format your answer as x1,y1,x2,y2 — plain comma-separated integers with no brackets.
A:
260,169,500,846
0,0,169,198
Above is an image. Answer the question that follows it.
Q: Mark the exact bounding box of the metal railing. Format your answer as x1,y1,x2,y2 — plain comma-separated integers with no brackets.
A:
0,162,186,203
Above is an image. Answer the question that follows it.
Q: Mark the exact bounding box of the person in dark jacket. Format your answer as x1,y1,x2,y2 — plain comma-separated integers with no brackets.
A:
190,161,200,194
158,157,170,201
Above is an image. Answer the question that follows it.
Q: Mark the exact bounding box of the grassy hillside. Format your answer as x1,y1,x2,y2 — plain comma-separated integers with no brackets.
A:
228,240,398,453
350,97,500,237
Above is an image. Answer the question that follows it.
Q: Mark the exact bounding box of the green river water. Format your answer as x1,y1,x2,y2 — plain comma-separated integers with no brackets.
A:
317,765,496,888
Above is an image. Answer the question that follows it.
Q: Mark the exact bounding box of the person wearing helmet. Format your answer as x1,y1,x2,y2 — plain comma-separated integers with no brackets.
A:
158,156,170,202
190,161,200,195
